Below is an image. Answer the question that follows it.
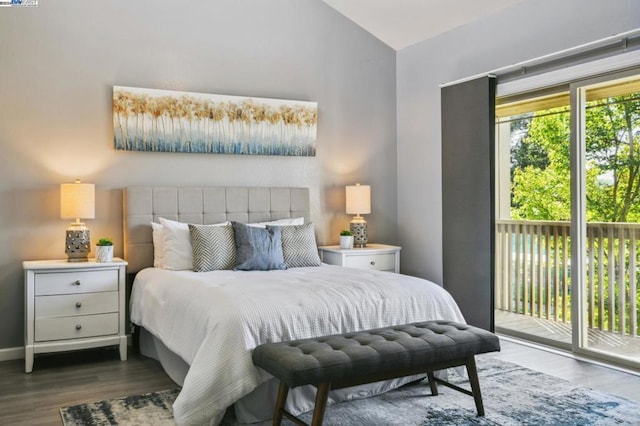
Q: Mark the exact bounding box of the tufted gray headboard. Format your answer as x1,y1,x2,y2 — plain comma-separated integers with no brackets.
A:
123,186,310,273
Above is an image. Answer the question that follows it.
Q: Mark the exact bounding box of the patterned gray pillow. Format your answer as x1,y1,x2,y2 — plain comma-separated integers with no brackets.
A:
189,224,236,271
270,222,321,268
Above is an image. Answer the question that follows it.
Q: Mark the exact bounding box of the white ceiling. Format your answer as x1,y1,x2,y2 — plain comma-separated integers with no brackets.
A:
322,0,524,50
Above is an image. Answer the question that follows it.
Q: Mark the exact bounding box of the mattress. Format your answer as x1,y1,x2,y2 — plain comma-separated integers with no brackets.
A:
130,264,465,425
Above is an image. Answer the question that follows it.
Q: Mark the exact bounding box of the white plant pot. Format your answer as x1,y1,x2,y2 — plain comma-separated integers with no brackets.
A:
95,245,114,262
339,235,354,250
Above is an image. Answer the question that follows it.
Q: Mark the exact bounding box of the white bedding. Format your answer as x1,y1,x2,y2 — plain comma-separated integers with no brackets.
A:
130,264,464,426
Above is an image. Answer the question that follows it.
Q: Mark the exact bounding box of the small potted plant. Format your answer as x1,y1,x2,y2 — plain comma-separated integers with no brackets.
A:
95,238,114,262
339,230,354,250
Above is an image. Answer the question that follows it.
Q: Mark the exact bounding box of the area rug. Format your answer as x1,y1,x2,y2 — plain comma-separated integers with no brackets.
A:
60,389,179,426
60,358,640,425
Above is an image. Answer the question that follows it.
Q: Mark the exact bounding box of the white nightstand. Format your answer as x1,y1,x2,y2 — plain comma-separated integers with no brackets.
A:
318,244,401,273
23,258,128,373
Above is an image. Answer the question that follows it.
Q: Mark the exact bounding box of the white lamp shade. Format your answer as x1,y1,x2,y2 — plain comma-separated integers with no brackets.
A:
60,181,95,220
346,184,371,215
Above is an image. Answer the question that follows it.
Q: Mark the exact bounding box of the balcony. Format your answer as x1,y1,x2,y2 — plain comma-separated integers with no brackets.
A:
495,219,640,361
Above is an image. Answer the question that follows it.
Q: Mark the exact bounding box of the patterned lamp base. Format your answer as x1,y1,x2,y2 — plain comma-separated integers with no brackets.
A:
350,221,367,248
66,229,91,262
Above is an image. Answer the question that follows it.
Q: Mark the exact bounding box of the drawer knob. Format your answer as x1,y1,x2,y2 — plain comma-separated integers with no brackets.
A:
370,261,376,266
75,302,82,308
74,280,81,286
75,325,82,330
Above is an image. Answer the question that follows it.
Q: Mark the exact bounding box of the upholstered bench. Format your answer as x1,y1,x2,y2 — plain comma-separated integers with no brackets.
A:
252,320,500,426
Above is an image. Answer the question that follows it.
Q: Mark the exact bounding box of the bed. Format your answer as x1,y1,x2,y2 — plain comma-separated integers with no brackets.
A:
124,186,465,426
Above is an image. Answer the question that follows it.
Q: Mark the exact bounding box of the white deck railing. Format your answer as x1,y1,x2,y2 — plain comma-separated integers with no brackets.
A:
495,219,640,337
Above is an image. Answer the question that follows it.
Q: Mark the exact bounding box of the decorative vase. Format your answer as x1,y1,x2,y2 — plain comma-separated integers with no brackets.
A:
95,245,114,262
339,235,354,250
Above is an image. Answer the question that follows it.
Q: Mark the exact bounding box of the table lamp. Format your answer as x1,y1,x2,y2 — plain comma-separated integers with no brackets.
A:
60,179,95,262
346,183,371,247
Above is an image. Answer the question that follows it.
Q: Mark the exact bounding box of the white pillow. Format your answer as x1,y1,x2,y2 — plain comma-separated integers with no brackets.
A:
159,218,229,271
151,222,164,268
159,218,192,271
248,217,304,228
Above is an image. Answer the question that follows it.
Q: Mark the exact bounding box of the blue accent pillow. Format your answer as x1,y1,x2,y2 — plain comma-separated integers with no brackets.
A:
231,222,287,271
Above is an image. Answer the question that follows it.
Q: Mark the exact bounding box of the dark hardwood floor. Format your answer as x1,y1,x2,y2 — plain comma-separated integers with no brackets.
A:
1,339,639,425
0,347,175,426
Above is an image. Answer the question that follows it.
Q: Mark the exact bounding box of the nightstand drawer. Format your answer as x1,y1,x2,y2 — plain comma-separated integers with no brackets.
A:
318,244,401,273
344,253,396,271
35,313,119,341
35,270,118,296
35,292,118,318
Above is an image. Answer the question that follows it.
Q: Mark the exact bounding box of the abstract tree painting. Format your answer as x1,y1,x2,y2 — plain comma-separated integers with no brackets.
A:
113,86,317,156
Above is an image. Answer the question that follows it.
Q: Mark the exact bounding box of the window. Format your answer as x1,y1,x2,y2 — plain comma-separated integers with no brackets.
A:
494,70,640,368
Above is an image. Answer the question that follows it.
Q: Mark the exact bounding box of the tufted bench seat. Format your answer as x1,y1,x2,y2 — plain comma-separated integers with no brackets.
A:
252,320,500,426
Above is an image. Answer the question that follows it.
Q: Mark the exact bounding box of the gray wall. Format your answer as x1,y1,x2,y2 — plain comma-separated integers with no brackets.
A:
397,0,640,284
0,0,397,350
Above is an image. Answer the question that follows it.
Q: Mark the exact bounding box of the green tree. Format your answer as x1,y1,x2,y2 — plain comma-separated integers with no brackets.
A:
510,94,640,223
511,106,571,220
584,95,640,222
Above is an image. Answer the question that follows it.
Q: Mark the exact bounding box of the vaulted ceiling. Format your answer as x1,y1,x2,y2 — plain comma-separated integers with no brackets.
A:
322,0,524,50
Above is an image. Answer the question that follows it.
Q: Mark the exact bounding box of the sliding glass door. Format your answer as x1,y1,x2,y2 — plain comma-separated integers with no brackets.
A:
574,72,640,364
495,89,574,349
495,69,640,368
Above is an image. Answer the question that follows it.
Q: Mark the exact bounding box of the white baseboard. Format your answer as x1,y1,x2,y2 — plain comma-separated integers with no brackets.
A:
0,346,24,362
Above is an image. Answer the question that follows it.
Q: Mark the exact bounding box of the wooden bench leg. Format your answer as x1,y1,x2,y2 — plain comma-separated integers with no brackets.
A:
466,356,485,416
311,382,331,426
273,381,289,425
426,371,438,395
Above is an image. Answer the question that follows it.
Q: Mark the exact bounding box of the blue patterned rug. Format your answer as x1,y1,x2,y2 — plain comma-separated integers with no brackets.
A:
60,358,640,425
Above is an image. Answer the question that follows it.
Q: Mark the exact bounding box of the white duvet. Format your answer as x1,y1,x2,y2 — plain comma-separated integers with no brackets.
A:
130,264,464,425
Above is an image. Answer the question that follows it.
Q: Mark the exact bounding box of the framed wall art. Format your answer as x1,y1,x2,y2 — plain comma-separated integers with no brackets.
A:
113,86,317,156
